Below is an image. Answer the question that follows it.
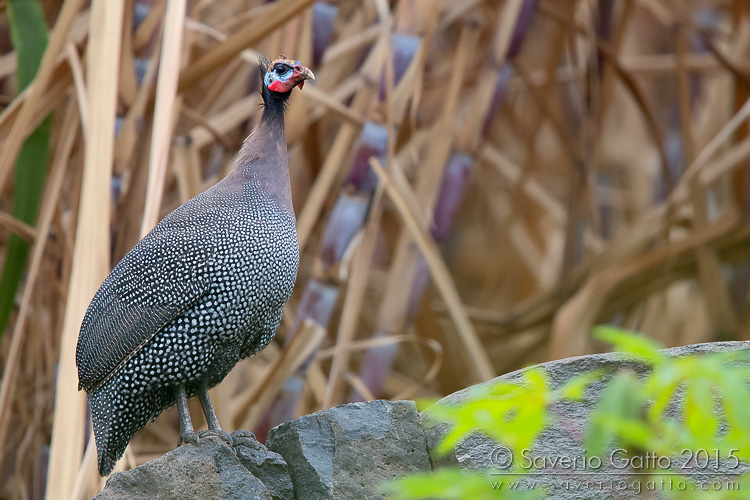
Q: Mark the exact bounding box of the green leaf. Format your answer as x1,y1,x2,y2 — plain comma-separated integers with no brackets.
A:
643,363,682,421
427,370,552,458
684,376,718,445
585,371,644,456
558,369,605,401
715,374,750,452
8,0,49,90
0,0,51,335
415,398,438,412
593,325,667,366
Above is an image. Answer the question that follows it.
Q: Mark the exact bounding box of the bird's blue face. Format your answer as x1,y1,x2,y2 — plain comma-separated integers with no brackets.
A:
264,56,315,93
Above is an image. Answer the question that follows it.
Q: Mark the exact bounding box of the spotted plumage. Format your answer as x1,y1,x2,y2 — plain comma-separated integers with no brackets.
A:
76,55,314,475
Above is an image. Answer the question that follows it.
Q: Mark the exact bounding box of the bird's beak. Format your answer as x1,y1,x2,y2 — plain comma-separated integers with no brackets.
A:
295,66,315,90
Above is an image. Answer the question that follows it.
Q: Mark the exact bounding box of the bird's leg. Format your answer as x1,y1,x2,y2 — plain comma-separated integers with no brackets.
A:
197,384,221,430
176,386,199,446
196,384,233,446
194,389,262,452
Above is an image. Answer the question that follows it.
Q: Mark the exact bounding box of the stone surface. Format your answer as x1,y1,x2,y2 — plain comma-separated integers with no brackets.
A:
422,341,750,500
266,400,432,499
231,430,294,500
94,437,271,500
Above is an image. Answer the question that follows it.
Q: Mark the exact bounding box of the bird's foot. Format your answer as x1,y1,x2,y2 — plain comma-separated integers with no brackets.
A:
197,429,234,447
230,429,266,451
178,430,199,447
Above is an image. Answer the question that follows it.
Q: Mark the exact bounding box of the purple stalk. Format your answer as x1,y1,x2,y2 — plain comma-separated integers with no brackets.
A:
379,34,421,102
484,0,537,137
481,66,513,140
312,2,338,66
506,0,539,60
430,153,474,244
594,0,615,75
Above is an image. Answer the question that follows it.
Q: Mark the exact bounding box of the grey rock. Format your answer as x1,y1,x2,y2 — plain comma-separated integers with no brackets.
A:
422,341,750,500
232,430,294,500
267,400,431,499
94,437,271,500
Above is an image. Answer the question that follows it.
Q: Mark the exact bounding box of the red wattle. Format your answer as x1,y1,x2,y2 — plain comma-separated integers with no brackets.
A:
268,80,288,92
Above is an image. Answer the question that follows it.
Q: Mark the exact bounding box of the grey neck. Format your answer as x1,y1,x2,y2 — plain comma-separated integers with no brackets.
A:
234,113,292,213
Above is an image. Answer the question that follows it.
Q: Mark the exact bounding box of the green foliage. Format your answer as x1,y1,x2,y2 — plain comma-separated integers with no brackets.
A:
588,327,750,499
0,0,51,335
388,327,750,500
393,368,608,499
588,326,750,457
8,0,49,89
425,369,551,459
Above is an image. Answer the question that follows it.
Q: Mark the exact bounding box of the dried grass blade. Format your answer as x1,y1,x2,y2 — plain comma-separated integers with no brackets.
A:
0,0,86,193
70,434,97,500
481,144,566,226
113,41,162,169
187,93,259,149
0,102,78,474
317,333,443,401
0,212,36,242
0,61,72,144
65,41,88,137
304,85,366,127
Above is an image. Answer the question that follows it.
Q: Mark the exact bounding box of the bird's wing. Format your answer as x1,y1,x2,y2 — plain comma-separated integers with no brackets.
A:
76,214,214,392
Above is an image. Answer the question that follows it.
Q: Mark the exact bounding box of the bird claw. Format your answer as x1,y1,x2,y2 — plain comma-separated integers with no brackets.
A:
198,429,234,447
178,430,200,447
230,429,266,451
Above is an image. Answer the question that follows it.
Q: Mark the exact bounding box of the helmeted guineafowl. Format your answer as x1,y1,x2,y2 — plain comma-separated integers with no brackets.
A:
76,55,314,475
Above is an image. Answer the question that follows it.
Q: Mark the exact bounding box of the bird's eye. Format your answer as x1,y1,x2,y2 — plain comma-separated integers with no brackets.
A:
275,65,288,74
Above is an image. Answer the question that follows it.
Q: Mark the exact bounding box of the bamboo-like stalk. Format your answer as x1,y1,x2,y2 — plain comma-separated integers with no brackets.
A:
140,0,186,235
677,21,739,336
45,2,124,497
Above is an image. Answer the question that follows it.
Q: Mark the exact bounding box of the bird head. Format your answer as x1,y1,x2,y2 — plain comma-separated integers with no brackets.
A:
263,55,315,93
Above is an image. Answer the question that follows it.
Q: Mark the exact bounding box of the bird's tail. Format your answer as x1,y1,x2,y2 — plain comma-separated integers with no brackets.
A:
87,377,157,475
87,385,117,475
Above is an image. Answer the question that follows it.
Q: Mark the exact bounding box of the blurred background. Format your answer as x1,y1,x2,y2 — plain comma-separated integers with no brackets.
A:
1,0,750,497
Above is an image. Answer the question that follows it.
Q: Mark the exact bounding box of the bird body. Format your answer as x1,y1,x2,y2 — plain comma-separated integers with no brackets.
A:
76,56,313,475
